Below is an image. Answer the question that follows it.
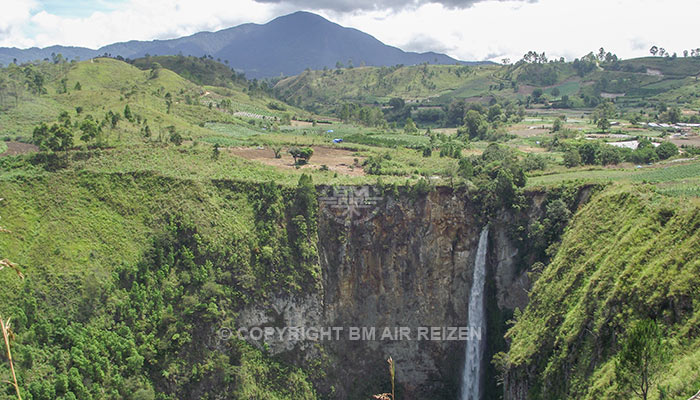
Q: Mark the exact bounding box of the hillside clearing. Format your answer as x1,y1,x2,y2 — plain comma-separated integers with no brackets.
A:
230,146,365,176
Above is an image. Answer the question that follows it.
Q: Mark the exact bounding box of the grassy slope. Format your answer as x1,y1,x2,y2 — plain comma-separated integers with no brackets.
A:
0,58,307,143
275,64,499,109
506,185,700,399
129,55,244,89
0,170,319,399
274,57,700,111
528,160,700,197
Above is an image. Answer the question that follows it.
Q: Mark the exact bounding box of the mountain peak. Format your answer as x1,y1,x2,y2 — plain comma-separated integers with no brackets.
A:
0,12,470,78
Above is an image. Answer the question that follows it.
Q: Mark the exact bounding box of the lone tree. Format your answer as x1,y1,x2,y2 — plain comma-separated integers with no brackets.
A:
593,101,617,132
403,117,418,134
289,147,313,165
615,319,667,400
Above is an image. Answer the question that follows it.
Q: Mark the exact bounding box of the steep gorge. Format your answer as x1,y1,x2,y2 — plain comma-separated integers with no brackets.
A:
7,171,674,400
236,183,595,399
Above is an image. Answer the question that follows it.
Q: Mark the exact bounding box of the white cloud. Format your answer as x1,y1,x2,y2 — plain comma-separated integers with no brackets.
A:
0,0,39,48
2,0,282,49
331,0,700,62
1,0,699,62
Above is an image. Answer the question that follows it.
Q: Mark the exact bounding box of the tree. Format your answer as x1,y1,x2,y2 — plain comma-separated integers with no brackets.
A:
660,107,682,124
650,46,659,56
598,47,606,61
579,142,599,165
532,88,544,102
388,97,405,111
655,141,678,160
108,111,121,129
164,92,172,114
33,123,74,152
487,104,502,123
552,117,563,132
597,117,611,132
403,117,418,134
211,143,220,160
563,148,581,167
598,145,622,165
457,157,474,178
289,147,313,165
463,110,488,139
615,319,667,400
124,104,133,122
594,101,617,132
79,118,99,144
272,146,282,159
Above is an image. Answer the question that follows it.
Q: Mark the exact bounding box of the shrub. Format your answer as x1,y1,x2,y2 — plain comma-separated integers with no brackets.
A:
655,141,678,160
563,148,581,167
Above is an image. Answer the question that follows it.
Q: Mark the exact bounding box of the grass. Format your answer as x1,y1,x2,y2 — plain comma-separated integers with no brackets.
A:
0,58,309,144
0,169,320,399
506,185,700,399
528,160,700,192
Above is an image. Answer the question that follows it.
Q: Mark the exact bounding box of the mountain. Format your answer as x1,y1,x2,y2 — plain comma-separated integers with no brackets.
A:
0,11,478,78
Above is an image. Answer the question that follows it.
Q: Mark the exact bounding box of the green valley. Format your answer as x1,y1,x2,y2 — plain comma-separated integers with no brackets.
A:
0,44,699,400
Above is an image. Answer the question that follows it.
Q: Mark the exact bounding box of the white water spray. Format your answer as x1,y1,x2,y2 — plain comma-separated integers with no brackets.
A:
461,227,488,400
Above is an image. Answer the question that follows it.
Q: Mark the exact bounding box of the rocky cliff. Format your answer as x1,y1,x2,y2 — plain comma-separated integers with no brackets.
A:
236,184,595,399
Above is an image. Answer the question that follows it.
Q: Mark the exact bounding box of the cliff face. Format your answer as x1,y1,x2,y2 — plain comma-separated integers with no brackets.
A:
318,188,483,399
237,185,590,399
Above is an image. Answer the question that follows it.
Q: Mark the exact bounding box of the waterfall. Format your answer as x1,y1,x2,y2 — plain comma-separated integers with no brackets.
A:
461,227,489,400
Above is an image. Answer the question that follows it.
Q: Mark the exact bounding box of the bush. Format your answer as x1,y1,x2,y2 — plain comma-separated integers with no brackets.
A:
655,141,678,160
563,148,581,167
597,145,622,165
289,147,313,165
169,131,183,146
523,154,548,172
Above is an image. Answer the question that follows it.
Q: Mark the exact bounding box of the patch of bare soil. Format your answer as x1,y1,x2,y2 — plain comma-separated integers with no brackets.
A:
509,126,550,137
229,146,365,176
670,136,700,148
0,142,38,157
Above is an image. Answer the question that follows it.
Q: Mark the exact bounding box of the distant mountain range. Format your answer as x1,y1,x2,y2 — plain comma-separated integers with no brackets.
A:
0,11,483,79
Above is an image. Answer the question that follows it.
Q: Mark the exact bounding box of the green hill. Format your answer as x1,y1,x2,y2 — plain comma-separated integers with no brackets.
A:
129,55,249,89
274,56,700,115
0,170,319,399
504,186,700,399
0,57,305,144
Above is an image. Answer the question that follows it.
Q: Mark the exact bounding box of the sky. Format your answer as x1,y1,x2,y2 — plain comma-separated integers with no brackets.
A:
0,0,698,63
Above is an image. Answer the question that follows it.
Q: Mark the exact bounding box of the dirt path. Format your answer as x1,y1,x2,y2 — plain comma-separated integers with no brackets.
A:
0,142,39,157
229,146,365,176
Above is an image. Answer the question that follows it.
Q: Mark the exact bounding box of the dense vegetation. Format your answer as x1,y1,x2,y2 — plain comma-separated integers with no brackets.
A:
503,186,700,399
0,172,321,399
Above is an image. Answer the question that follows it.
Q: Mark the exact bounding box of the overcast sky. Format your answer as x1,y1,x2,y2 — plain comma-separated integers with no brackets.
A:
1,0,698,63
